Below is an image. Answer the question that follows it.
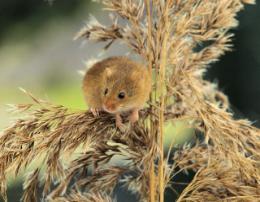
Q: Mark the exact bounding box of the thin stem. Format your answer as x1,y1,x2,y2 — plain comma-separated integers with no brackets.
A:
149,162,156,202
146,0,153,74
158,1,170,202
145,1,156,202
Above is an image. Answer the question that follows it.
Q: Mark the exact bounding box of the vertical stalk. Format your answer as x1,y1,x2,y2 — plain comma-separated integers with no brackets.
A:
146,0,153,75
146,1,170,201
149,162,155,202
158,2,170,202
145,1,156,202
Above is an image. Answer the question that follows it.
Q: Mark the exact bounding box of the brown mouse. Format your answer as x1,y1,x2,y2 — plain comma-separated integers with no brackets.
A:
82,56,151,131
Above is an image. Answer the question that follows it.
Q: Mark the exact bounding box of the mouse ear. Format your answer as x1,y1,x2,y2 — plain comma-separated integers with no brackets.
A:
104,67,113,77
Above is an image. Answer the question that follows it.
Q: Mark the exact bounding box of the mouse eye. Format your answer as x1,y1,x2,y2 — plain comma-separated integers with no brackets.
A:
118,92,125,99
104,88,109,95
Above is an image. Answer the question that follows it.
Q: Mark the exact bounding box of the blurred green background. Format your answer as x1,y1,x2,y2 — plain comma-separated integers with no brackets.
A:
0,1,259,201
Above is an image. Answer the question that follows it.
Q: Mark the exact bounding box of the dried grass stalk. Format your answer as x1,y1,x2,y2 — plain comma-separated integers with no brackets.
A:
0,0,259,201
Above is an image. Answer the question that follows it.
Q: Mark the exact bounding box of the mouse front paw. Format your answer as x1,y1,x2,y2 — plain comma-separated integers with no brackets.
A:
116,113,129,132
90,108,101,117
128,108,139,124
116,121,129,133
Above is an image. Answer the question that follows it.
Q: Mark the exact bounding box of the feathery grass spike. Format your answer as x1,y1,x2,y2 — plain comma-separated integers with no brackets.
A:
0,0,259,201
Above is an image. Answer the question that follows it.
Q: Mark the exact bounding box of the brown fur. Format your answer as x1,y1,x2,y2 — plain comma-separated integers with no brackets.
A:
83,56,151,113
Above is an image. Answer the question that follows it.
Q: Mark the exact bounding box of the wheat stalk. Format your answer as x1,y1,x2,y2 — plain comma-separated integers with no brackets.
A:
0,0,259,201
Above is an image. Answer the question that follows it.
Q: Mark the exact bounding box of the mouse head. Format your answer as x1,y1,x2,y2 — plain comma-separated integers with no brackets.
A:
101,68,145,114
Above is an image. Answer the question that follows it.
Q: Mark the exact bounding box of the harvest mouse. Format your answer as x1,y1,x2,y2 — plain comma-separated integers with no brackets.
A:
82,56,151,131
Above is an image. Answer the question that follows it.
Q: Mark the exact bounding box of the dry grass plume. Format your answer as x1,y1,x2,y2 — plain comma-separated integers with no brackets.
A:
0,0,259,201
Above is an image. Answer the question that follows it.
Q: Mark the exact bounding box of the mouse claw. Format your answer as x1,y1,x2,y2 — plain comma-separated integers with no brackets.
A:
116,113,129,132
116,122,129,133
90,108,100,117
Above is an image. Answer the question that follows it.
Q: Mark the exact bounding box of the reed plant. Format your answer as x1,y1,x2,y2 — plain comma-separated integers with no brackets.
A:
0,0,259,201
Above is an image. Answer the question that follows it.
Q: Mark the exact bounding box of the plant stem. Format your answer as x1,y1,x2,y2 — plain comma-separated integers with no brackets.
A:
158,2,170,202
145,1,156,202
149,162,156,202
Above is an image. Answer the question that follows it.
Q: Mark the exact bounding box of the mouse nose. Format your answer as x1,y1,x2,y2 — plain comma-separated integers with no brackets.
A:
103,101,117,113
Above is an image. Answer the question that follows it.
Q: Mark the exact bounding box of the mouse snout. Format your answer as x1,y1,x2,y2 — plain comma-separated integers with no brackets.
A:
103,100,117,113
